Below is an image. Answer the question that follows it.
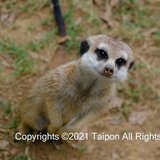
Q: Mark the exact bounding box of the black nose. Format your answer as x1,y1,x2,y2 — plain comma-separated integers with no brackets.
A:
104,67,114,76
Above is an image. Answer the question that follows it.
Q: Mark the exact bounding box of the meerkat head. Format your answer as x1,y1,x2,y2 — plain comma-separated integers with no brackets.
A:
79,34,135,82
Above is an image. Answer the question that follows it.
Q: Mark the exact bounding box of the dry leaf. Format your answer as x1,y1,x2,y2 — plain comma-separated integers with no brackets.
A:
0,140,9,151
110,114,122,125
129,111,151,125
58,35,69,44
0,12,16,26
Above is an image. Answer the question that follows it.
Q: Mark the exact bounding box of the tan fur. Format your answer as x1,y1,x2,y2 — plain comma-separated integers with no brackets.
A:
16,34,134,136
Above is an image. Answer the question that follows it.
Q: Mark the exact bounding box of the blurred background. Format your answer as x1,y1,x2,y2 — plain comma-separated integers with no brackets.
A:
0,0,160,160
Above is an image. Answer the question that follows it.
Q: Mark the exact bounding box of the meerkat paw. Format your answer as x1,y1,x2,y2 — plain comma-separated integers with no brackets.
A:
47,124,61,134
58,125,76,136
51,139,63,150
109,97,123,109
66,140,93,153
58,127,91,152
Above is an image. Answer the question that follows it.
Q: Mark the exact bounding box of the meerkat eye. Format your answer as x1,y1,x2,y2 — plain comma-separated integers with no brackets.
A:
95,49,108,60
116,58,127,68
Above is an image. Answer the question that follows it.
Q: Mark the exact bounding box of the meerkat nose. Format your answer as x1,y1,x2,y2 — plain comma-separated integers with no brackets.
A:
104,67,114,76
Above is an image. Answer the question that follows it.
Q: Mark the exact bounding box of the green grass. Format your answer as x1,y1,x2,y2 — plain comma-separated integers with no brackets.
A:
19,0,50,13
40,17,53,28
0,98,19,129
112,1,159,32
119,103,131,120
0,29,58,76
0,39,36,76
153,31,160,46
4,102,12,115
3,116,19,129
0,0,15,10
119,79,159,107
0,0,50,15
27,26,36,32
26,30,56,52
0,66,3,75
0,98,12,115
11,154,28,160
64,5,82,51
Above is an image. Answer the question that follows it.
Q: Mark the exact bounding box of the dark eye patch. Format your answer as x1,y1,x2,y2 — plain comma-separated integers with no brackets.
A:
128,61,135,70
95,49,108,60
116,58,127,69
80,40,90,56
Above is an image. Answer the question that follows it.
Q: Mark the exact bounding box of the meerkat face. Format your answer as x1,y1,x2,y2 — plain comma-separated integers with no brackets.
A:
80,34,135,82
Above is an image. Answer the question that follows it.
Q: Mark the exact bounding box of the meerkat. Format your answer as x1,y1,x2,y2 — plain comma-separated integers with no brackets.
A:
16,34,135,137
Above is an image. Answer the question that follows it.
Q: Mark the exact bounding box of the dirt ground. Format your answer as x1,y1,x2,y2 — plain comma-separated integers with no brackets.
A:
0,0,160,160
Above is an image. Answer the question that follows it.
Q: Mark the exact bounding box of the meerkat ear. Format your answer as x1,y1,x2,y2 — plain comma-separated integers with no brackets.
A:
128,61,135,70
80,40,90,56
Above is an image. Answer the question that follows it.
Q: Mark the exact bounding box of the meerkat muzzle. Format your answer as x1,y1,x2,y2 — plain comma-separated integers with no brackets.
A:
104,67,114,77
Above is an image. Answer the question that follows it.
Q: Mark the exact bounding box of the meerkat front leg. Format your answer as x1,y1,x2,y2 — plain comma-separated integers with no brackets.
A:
58,105,104,149
58,102,106,135
46,98,63,133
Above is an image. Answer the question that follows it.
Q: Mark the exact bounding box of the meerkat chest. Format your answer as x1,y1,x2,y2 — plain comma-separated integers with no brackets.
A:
61,97,81,124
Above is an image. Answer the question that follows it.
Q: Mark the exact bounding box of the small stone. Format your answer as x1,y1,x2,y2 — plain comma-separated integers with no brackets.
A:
129,111,151,125
0,140,9,151
110,115,122,125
